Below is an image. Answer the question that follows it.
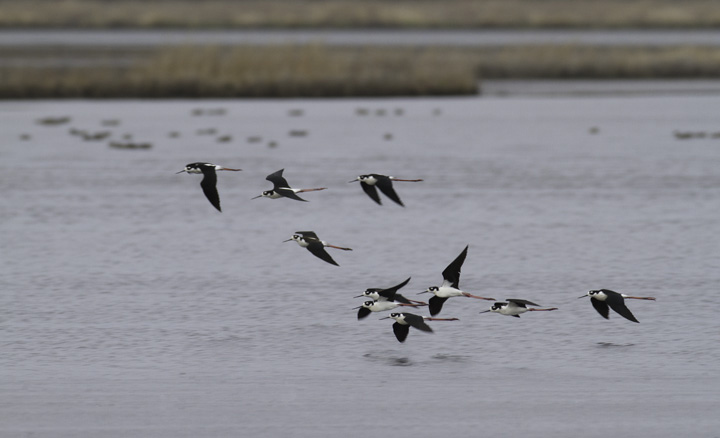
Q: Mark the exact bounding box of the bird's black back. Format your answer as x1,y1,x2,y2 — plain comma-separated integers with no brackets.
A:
507,299,539,308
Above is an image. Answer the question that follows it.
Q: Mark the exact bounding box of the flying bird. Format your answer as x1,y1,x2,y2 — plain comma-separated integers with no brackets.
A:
354,277,425,305
480,299,558,317
419,245,495,315
579,289,655,323
176,162,241,212
252,168,326,202
381,312,458,343
349,174,422,207
353,300,425,320
283,231,352,266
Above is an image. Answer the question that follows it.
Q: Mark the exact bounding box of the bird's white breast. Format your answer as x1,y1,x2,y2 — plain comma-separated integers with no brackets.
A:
371,301,400,312
592,291,608,301
363,176,378,185
435,286,463,298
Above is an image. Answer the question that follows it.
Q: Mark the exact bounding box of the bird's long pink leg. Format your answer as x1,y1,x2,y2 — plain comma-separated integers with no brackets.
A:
625,296,656,300
398,303,426,308
462,292,495,301
390,178,423,182
219,168,242,171
425,317,459,321
528,307,559,311
326,244,353,251
408,299,427,305
297,187,327,193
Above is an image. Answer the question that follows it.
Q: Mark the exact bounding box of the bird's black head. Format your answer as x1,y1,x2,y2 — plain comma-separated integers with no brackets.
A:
363,301,375,307
429,286,439,292
263,190,273,196
491,303,505,310
588,290,600,296
389,312,401,318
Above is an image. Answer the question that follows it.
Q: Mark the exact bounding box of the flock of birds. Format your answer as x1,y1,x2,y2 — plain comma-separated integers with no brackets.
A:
177,161,657,343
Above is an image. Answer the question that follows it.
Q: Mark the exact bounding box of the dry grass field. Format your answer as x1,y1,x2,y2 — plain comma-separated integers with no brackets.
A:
3,44,720,98
2,0,720,29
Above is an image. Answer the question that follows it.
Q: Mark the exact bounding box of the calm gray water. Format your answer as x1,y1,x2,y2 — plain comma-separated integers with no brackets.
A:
2,28,720,47
1,93,719,437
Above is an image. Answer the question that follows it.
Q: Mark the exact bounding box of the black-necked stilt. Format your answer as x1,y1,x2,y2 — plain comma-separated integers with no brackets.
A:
353,300,425,320
419,245,495,316
480,299,558,317
349,174,422,207
283,231,352,266
252,168,326,202
177,162,241,212
579,289,656,323
354,277,425,305
380,312,459,343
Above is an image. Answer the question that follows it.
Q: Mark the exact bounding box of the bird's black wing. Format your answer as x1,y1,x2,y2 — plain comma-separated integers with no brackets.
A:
507,299,539,307
306,241,339,266
392,322,410,343
605,292,639,323
357,307,372,320
402,313,433,332
360,181,382,205
295,231,319,240
266,169,291,189
378,277,411,301
428,296,448,316
276,187,308,202
441,245,469,289
391,293,412,304
375,175,404,207
199,167,221,212
590,298,610,320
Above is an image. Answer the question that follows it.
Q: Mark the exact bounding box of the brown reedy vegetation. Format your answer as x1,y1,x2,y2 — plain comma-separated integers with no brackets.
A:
2,0,720,28
3,45,720,98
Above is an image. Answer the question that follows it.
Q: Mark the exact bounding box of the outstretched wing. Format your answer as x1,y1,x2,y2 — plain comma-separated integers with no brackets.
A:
441,245,468,289
428,296,448,316
605,293,639,323
306,241,339,266
375,175,404,207
295,231,319,240
360,181,382,205
507,299,540,307
199,168,221,212
392,322,410,343
275,187,308,202
266,169,291,189
402,313,433,332
378,277,411,301
590,298,610,320
357,307,371,320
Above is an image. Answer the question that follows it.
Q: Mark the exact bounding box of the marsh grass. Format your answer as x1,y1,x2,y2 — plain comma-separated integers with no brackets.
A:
3,44,720,98
2,0,720,28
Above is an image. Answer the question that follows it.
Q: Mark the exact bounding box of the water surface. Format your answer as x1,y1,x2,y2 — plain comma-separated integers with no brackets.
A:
1,93,719,437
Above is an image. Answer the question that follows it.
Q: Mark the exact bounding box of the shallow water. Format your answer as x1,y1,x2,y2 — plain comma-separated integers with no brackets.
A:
2,28,720,47
1,93,719,437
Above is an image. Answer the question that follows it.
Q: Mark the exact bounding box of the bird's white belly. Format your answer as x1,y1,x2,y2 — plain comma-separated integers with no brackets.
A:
436,287,463,298
501,306,527,316
372,302,399,312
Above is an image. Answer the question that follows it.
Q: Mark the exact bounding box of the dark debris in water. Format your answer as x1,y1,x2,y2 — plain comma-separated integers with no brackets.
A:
596,342,635,348
431,354,470,363
363,352,413,367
